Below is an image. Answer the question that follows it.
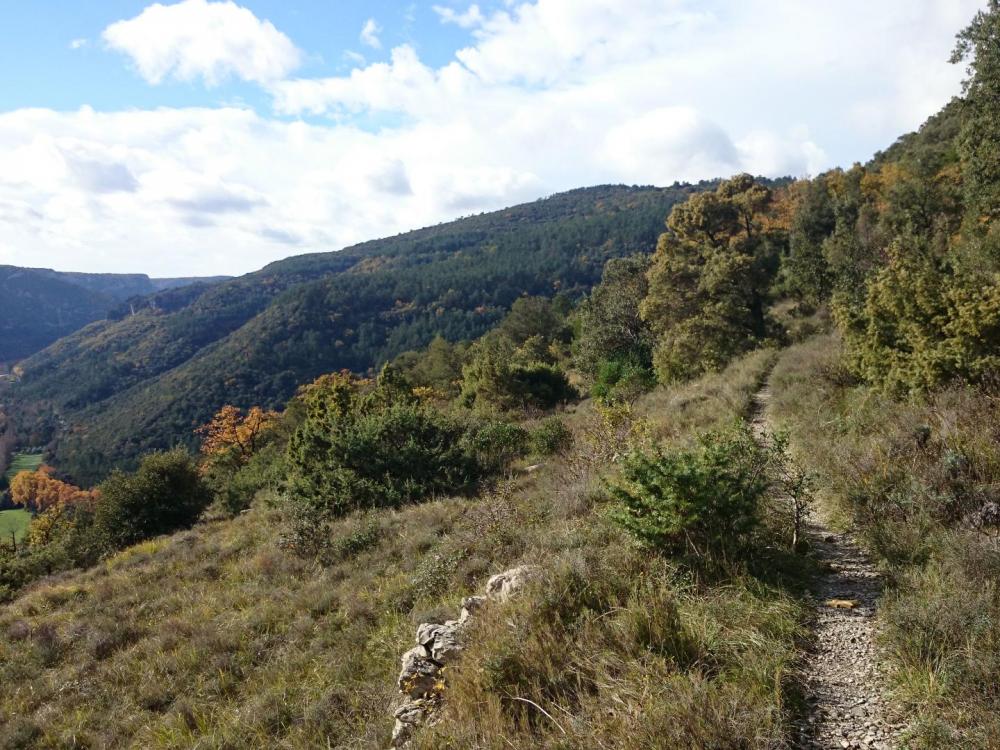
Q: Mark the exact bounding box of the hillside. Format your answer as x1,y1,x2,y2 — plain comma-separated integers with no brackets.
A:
0,267,228,364
0,351,814,749
13,184,705,484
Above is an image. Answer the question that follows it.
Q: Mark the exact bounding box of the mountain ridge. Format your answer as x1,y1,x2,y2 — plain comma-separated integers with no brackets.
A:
12,183,714,483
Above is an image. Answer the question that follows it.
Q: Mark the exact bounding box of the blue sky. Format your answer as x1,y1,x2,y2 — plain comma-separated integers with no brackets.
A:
0,0,985,276
0,1,479,112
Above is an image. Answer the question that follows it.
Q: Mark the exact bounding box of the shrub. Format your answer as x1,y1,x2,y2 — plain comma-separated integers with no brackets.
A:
461,335,577,411
591,355,656,403
287,369,480,517
463,421,529,474
608,424,769,556
211,441,287,516
92,450,211,552
835,241,1000,394
529,417,573,456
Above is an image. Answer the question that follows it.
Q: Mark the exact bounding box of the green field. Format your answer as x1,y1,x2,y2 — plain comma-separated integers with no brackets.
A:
3,451,43,486
0,508,31,542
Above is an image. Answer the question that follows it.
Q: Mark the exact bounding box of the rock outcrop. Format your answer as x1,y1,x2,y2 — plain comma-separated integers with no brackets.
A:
390,565,540,748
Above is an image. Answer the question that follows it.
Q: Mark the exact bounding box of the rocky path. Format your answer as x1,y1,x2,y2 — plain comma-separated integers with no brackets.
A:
750,384,898,750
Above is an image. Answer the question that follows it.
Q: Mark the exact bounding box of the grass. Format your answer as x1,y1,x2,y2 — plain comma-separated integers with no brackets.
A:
0,348,812,749
0,510,31,543
767,334,1000,748
3,452,43,486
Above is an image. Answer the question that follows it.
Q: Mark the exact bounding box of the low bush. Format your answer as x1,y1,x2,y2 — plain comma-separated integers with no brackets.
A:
92,450,211,552
287,368,507,518
462,421,530,474
529,417,573,456
591,355,656,403
608,423,768,556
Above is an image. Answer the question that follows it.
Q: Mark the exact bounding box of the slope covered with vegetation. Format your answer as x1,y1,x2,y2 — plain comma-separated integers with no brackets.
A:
0,266,224,364
0,351,816,749
13,184,704,484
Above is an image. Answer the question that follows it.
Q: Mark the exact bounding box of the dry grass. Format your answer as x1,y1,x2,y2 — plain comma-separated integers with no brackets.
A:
768,335,1000,748
0,348,810,749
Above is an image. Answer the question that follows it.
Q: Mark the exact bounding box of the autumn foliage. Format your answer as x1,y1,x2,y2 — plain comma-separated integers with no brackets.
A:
10,466,97,513
197,405,280,464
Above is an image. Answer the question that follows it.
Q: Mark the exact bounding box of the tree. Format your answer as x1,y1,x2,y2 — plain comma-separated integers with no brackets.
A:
392,335,469,397
641,175,781,381
835,238,1000,394
498,296,571,346
196,405,283,515
10,467,96,513
781,177,836,305
574,254,654,387
460,333,575,412
197,405,280,464
10,468,99,548
93,450,211,551
952,1,1000,225
287,367,479,516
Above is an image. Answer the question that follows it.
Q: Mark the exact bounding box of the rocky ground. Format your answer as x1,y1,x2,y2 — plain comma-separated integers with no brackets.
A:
751,384,901,750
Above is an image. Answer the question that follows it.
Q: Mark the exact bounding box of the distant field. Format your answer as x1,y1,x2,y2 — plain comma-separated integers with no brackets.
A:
0,508,31,542
3,452,43,486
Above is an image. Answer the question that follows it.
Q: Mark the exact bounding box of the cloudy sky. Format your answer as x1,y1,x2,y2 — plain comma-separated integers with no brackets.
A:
0,0,985,277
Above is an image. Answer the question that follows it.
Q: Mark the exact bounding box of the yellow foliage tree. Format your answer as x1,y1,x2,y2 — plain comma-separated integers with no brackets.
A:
196,405,280,464
10,468,99,546
10,467,97,513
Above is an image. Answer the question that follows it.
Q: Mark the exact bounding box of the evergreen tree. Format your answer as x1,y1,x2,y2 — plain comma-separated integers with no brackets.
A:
641,174,781,381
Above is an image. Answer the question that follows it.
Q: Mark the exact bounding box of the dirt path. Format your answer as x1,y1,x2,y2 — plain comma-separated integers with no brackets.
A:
750,383,898,750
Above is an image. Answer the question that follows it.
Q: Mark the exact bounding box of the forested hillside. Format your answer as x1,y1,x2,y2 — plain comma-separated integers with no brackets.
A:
13,184,705,483
0,266,226,363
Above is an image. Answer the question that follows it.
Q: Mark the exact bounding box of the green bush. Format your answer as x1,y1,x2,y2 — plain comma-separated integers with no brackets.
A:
92,450,211,552
609,424,769,555
835,242,1000,394
591,356,656,403
462,421,529,474
287,369,480,517
461,334,576,411
529,417,573,456
211,441,287,516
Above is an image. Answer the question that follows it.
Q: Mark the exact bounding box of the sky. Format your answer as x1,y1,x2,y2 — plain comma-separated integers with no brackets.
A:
0,0,986,277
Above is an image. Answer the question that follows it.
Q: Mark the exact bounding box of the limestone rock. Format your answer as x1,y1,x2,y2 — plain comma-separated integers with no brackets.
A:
415,621,464,662
485,565,541,602
391,700,427,748
397,646,440,698
389,565,540,747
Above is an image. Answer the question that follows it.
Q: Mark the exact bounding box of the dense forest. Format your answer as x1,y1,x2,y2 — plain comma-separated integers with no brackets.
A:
0,266,225,363
2,4,1000,748
11,184,708,484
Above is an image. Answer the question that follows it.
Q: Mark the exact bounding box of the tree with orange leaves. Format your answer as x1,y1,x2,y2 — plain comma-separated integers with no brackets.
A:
10,466,97,513
196,405,280,464
10,467,99,547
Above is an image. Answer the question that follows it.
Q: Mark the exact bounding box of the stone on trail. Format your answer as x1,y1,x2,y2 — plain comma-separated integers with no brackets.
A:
825,598,859,609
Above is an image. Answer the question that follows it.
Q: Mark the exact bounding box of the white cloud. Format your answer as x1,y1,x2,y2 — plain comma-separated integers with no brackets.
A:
0,0,986,276
69,38,88,50
434,4,486,28
102,0,301,86
360,18,382,50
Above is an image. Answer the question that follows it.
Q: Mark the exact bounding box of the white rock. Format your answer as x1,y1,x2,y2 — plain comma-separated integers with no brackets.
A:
485,566,541,602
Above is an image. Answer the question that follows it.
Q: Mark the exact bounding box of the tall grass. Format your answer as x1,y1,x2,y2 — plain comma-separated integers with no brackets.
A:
0,348,809,748
768,335,1000,748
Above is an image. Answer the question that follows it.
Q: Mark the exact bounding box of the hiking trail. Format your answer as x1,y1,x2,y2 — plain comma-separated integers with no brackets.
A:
750,382,902,750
